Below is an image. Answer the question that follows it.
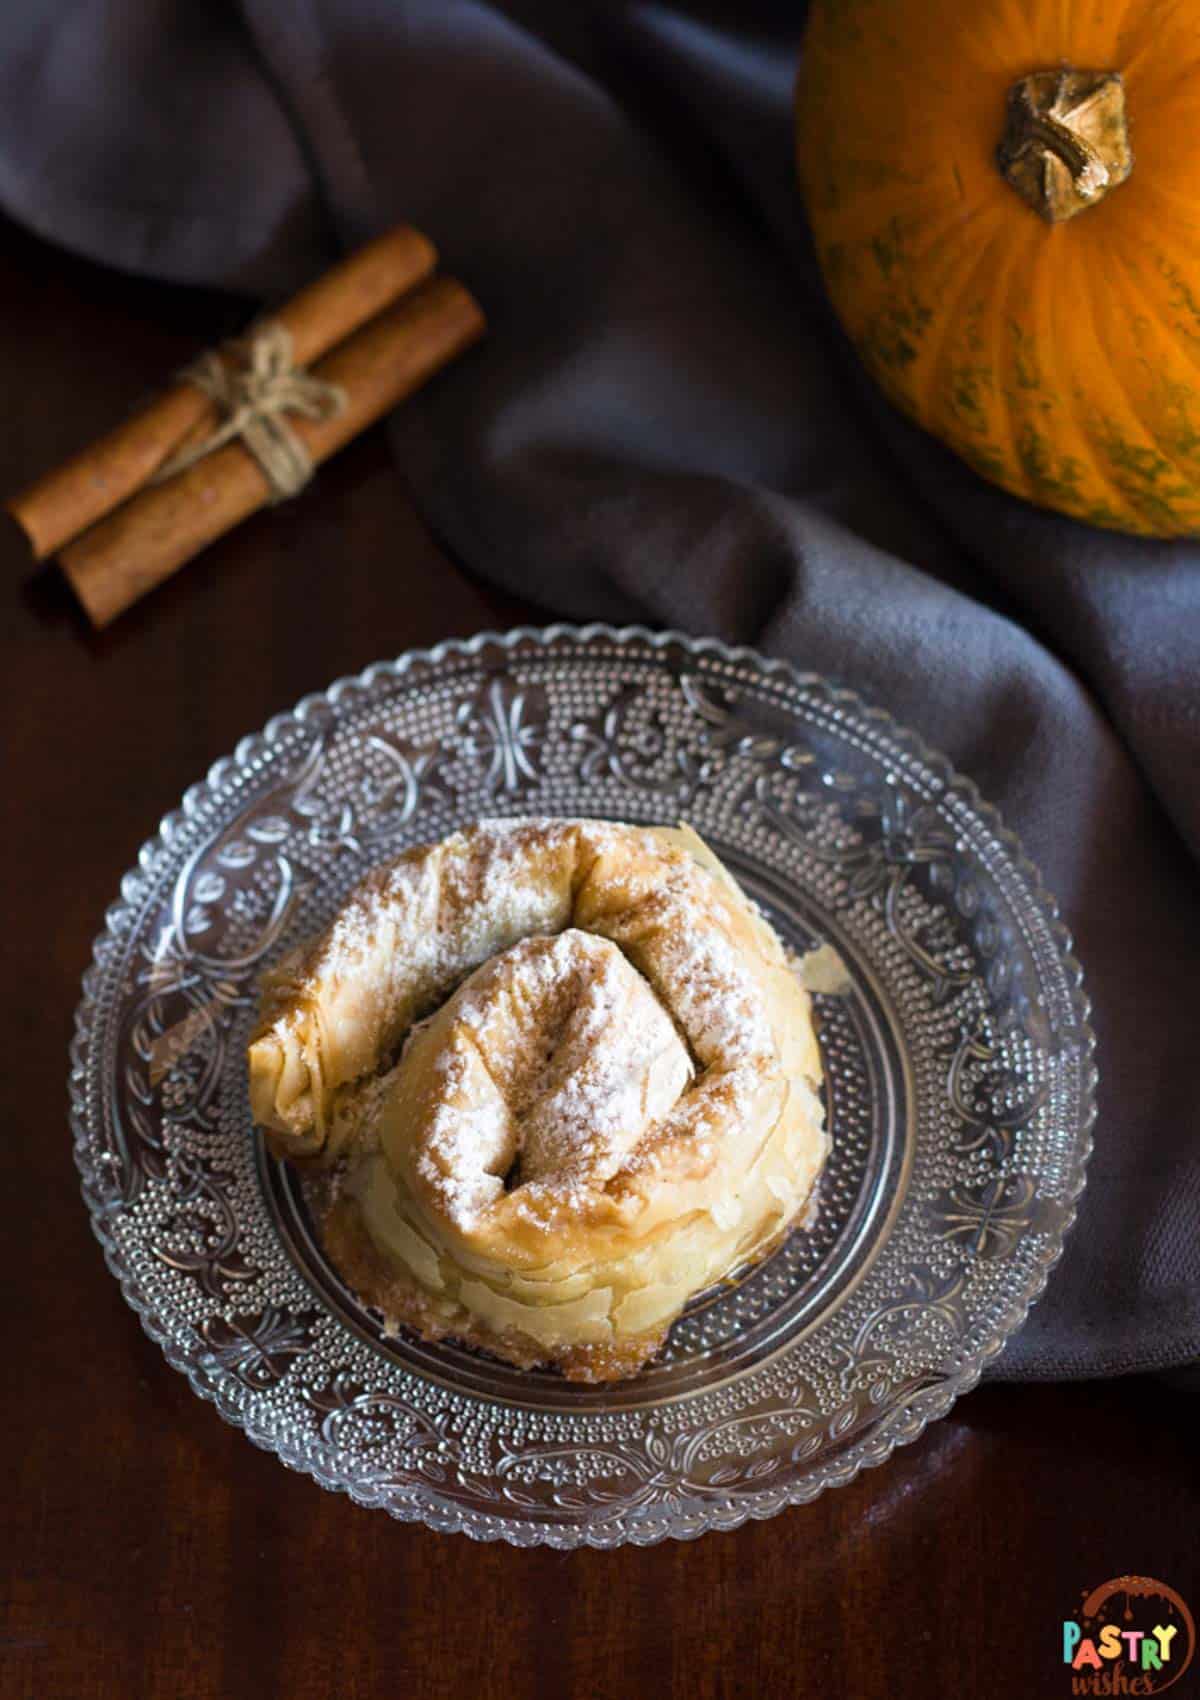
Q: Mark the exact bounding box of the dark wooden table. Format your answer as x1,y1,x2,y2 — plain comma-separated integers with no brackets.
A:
1,215,1194,1700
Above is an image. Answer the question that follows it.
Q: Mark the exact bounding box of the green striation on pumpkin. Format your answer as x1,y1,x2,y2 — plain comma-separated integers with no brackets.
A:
796,0,1200,537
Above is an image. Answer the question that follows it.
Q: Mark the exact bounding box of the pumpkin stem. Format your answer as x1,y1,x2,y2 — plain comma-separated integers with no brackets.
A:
998,68,1132,223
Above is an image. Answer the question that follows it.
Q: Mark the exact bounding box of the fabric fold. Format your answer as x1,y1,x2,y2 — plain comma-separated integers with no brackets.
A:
4,0,1196,1378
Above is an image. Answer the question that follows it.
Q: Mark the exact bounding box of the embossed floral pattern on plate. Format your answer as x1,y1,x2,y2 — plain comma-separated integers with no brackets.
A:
70,626,1095,1546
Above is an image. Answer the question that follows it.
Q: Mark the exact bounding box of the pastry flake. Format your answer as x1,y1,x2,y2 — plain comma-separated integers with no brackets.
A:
248,818,828,1380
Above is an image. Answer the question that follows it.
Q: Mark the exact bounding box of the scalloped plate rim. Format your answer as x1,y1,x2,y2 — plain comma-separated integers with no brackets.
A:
68,623,1098,1547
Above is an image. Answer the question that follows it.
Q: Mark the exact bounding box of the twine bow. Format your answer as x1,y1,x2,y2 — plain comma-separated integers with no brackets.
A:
153,322,346,501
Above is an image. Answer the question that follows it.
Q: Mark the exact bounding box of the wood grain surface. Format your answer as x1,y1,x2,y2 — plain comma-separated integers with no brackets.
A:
0,214,1194,1700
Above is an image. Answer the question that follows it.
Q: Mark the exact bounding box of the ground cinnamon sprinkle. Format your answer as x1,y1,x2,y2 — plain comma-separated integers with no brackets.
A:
417,928,694,1228
254,817,828,1382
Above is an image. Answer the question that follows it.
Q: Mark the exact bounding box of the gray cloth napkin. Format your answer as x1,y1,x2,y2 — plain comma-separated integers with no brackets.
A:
5,0,1197,1379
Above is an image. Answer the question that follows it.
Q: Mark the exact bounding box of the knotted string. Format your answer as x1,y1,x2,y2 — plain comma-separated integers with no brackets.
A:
152,321,346,501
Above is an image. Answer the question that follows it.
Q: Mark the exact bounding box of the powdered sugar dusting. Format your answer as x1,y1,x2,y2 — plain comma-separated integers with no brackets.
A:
416,929,692,1228
420,1043,515,1225
257,819,800,1219
647,910,774,1066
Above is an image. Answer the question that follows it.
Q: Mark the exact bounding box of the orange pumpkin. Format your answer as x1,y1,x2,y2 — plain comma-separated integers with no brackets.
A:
796,0,1200,537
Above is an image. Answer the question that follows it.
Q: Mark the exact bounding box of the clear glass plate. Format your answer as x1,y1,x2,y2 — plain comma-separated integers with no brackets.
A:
70,626,1096,1546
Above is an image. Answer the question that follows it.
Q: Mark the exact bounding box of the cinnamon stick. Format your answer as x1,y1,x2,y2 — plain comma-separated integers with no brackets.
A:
7,225,437,560
58,276,485,629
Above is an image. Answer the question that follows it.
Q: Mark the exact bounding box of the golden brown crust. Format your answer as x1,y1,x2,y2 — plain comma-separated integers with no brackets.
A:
322,1195,667,1383
251,819,828,1382
321,1185,809,1383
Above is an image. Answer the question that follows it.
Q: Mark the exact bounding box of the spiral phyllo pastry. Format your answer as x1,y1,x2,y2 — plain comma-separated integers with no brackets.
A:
248,819,827,1380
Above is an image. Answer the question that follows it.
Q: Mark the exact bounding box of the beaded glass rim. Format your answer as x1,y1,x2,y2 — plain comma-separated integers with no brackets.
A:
69,625,1096,1546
